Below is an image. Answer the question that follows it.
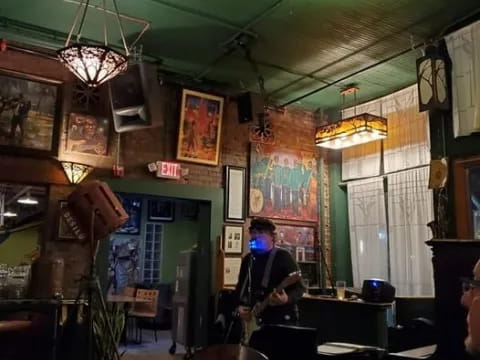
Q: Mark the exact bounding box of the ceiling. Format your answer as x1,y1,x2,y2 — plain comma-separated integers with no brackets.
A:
0,0,478,110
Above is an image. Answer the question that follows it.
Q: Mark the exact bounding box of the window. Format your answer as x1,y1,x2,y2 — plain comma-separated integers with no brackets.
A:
142,223,163,283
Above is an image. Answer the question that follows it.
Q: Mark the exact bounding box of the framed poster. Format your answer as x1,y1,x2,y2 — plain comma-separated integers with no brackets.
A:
66,113,109,156
0,68,63,156
148,199,175,222
223,225,243,254
225,165,246,223
249,144,318,222
176,89,224,166
115,194,142,235
58,201,76,240
223,257,242,286
276,225,316,262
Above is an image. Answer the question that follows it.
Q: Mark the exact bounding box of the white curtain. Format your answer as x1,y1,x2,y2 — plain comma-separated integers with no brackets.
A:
445,20,480,137
347,177,389,288
387,167,434,296
383,86,430,173
0,192,4,227
342,100,382,181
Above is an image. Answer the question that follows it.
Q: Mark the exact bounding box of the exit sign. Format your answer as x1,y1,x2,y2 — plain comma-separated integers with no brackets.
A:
156,161,181,180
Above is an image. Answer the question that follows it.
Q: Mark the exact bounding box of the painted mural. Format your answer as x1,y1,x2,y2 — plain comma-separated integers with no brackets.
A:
249,145,318,222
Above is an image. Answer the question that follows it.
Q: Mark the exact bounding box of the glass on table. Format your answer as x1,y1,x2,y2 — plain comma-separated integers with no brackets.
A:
336,280,346,300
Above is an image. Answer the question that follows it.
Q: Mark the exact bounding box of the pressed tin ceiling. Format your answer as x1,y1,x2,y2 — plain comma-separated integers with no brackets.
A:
0,0,478,110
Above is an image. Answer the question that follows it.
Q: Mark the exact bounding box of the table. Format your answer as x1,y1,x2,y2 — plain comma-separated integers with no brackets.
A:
299,294,393,349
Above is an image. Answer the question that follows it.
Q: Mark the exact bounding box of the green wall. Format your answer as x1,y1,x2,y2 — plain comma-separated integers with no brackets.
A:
0,225,39,266
328,155,353,286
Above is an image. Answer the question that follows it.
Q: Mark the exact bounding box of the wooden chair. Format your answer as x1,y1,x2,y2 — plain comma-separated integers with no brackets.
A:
129,289,159,343
192,344,268,360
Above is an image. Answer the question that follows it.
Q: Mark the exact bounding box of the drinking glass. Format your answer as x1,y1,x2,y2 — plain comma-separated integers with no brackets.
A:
336,280,346,300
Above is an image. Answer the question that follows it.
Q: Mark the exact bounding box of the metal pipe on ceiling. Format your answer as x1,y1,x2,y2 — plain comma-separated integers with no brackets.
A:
147,0,258,38
279,44,421,108
195,0,285,80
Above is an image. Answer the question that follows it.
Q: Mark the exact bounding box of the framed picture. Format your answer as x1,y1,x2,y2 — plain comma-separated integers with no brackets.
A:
148,199,175,221
0,68,63,156
223,225,243,254
276,225,316,262
249,144,318,222
115,194,142,235
58,201,76,240
223,257,242,286
176,89,224,166
66,113,109,156
225,166,246,223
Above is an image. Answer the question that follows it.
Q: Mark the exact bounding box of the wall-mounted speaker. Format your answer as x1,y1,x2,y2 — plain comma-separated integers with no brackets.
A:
237,92,264,124
109,62,152,132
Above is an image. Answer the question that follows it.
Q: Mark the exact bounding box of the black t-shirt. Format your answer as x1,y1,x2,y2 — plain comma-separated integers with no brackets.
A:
235,247,305,325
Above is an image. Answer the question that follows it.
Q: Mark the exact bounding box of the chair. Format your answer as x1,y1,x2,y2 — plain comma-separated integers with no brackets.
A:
192,344,268,360
129,288,159,343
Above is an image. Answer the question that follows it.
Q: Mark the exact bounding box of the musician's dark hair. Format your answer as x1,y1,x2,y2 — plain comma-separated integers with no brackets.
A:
249,218,276,236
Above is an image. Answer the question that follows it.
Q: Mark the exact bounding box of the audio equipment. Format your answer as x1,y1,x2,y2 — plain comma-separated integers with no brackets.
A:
237,92,263,124
66,180,128,241
109,62,152,132
361,278,396,303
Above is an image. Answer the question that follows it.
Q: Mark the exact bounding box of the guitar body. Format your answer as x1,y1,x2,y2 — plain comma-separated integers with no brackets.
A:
239,272,301,345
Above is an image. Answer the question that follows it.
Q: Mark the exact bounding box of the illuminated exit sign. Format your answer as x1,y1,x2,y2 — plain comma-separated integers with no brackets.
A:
156,161,181,180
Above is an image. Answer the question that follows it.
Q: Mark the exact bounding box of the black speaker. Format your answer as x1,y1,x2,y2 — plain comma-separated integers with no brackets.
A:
361,278,395,303
109,62,152,132
237,92,263,124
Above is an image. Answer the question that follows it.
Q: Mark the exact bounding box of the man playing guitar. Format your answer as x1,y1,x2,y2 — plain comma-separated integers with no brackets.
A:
235,218,305,358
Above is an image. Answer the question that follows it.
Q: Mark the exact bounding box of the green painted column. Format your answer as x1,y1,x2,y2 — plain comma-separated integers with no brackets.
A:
328,155,353,286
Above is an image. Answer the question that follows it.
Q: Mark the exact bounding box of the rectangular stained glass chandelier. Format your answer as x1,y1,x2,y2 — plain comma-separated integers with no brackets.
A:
315,113,387,150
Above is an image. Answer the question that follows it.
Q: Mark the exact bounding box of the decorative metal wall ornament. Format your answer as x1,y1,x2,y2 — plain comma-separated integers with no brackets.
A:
57,0,130,87
249,111,275,144
416,44,450,112
72,78,101,111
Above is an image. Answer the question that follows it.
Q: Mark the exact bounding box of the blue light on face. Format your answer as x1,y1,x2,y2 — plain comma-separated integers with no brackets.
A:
249,236,268,252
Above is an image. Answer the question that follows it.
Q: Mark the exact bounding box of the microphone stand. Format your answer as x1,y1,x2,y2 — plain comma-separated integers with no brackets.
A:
318,242,335,296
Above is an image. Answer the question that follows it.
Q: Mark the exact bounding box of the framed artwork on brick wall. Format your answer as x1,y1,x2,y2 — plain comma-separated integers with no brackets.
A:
0,68,63,156
225,165,246,223
249,144,318,222
66,113,109,156
176,89,224,166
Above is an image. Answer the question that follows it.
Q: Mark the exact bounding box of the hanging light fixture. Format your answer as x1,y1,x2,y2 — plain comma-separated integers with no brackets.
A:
2,209,18,218
57,0,129,87
315,86,387,150
17,191,39,205
61,161,94,184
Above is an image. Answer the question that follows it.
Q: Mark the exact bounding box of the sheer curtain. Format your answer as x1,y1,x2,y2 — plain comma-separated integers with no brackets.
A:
347,177,388,288
445,20,480,137
382,86,430,173
342,100,382,181
387,167,434,296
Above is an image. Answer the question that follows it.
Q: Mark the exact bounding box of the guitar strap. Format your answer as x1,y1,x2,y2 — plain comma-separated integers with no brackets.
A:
261,247,278,289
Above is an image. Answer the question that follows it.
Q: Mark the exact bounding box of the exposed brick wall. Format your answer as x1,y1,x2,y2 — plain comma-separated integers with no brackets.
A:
0,47,331,293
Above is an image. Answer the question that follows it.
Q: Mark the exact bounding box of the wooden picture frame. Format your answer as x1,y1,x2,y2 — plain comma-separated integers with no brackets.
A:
176,89,224,166
0,68,63,157
66,113,110,156
225,165,246,223
223,225,243,254
223,257,242,287
148,199,175,222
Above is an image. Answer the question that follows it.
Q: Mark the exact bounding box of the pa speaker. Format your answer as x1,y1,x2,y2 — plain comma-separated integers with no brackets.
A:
361,278,395,303
109,62,152,132
237,92,264,124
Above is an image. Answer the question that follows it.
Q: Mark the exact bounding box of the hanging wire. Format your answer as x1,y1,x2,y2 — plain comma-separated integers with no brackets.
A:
76,0,92,42
65,0,87,46
111,0,130,55
102,0,108,46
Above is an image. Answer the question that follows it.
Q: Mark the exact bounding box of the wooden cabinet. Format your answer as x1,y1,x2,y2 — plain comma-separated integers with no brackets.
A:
426,239,480,360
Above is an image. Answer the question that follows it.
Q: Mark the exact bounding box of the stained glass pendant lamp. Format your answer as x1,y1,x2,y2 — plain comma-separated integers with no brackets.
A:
315,86,387,150
57,0,129,87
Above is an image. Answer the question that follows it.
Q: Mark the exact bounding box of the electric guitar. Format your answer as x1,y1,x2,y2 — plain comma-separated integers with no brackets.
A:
240,272,301,344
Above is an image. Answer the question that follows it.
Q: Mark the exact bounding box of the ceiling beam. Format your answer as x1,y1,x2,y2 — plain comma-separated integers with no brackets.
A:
147,0,258,38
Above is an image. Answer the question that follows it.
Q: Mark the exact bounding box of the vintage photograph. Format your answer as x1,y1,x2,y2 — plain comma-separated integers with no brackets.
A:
177,89,224,166
276,225,316,262
115,194,142,235
223,225,243,254
66,113,109,156
249,144,318,222
223,257,242,286
0,69,62,155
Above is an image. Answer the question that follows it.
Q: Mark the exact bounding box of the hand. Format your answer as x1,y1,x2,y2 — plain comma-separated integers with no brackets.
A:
238,306,252,321
268,289,288,306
